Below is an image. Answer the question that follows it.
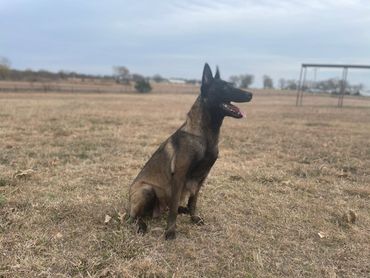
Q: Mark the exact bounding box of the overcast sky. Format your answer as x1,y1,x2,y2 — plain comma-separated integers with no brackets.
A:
1,0,370,87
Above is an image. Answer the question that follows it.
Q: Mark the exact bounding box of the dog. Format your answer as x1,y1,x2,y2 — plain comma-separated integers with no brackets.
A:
128,63,252,239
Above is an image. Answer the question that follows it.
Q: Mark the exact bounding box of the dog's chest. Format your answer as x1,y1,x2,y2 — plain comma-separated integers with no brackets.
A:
184,149,218,197
188,147,218,180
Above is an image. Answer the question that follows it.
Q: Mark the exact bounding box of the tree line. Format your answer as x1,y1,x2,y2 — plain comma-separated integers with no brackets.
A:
0,57,282,91
0,57,364,94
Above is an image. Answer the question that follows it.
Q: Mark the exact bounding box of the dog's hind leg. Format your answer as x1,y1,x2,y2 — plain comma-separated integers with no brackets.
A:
129,184,156,234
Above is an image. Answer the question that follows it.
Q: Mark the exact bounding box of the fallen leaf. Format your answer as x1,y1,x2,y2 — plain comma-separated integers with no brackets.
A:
55,232,63,239
13,169,35,179
281,180,292,186
118,211,126,223
338,169,348,178
104,214,112,224
318,231,327,239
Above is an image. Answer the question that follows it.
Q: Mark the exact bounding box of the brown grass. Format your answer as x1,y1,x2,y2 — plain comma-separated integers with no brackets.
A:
0,90,370,277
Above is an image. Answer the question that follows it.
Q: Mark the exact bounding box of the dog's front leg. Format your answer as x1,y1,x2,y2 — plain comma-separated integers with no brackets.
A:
188,174,209,225
165,177,183,240
188,190,204,225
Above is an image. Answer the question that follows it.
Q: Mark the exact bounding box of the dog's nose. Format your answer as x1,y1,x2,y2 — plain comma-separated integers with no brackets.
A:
244,92,253,102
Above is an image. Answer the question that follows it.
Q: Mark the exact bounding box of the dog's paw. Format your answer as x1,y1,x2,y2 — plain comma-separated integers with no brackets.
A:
165,229,176,240
178,206,190,214
137,220,147,234
191,215,205,225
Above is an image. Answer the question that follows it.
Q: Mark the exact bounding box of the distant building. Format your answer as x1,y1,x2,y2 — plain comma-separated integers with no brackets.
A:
360,90,370,97
168,78,186,84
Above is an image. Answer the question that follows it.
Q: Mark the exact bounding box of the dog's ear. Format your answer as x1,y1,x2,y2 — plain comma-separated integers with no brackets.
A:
202,63,213,87
214,66,220,79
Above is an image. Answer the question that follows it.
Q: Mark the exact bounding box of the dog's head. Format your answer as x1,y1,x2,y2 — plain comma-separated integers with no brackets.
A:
200,63,252,119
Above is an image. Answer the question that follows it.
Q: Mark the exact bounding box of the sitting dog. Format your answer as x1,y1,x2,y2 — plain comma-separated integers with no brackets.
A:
128,63,253,239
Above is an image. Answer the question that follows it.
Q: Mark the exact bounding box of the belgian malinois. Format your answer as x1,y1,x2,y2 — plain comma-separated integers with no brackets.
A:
128,63,252,239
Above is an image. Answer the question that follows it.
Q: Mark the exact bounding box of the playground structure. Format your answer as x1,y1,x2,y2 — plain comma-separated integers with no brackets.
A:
295,64,370,107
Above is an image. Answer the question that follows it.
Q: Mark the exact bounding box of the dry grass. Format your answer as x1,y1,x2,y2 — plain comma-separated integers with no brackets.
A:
0,90,370,277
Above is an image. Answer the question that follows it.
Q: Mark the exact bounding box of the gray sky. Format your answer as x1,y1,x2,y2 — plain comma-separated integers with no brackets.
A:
1,0,370,87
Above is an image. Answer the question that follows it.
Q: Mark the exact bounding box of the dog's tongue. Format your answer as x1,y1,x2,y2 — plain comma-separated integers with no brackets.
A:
223,103,245,118
238,109,246,118
231,104,245,118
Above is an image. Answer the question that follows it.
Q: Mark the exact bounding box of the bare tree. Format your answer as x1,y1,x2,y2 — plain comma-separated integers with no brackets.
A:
229,75,240,87
239,74,254,89
263,75,274,89
278,78,286,90
113,66,130,84
132,73,145,82
0,57,11,80
152,74,166,83
286,80,298,90
229,74,254,89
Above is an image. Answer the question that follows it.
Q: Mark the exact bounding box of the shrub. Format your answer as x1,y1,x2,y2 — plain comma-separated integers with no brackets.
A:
135,79,152,93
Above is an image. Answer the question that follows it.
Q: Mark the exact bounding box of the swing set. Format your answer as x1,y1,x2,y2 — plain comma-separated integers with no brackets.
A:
295,63,370,107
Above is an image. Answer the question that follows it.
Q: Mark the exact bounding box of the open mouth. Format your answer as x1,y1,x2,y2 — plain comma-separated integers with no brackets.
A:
220,102,245,118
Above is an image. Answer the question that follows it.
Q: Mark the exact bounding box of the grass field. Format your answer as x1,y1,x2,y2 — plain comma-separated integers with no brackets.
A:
1,91,370,277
